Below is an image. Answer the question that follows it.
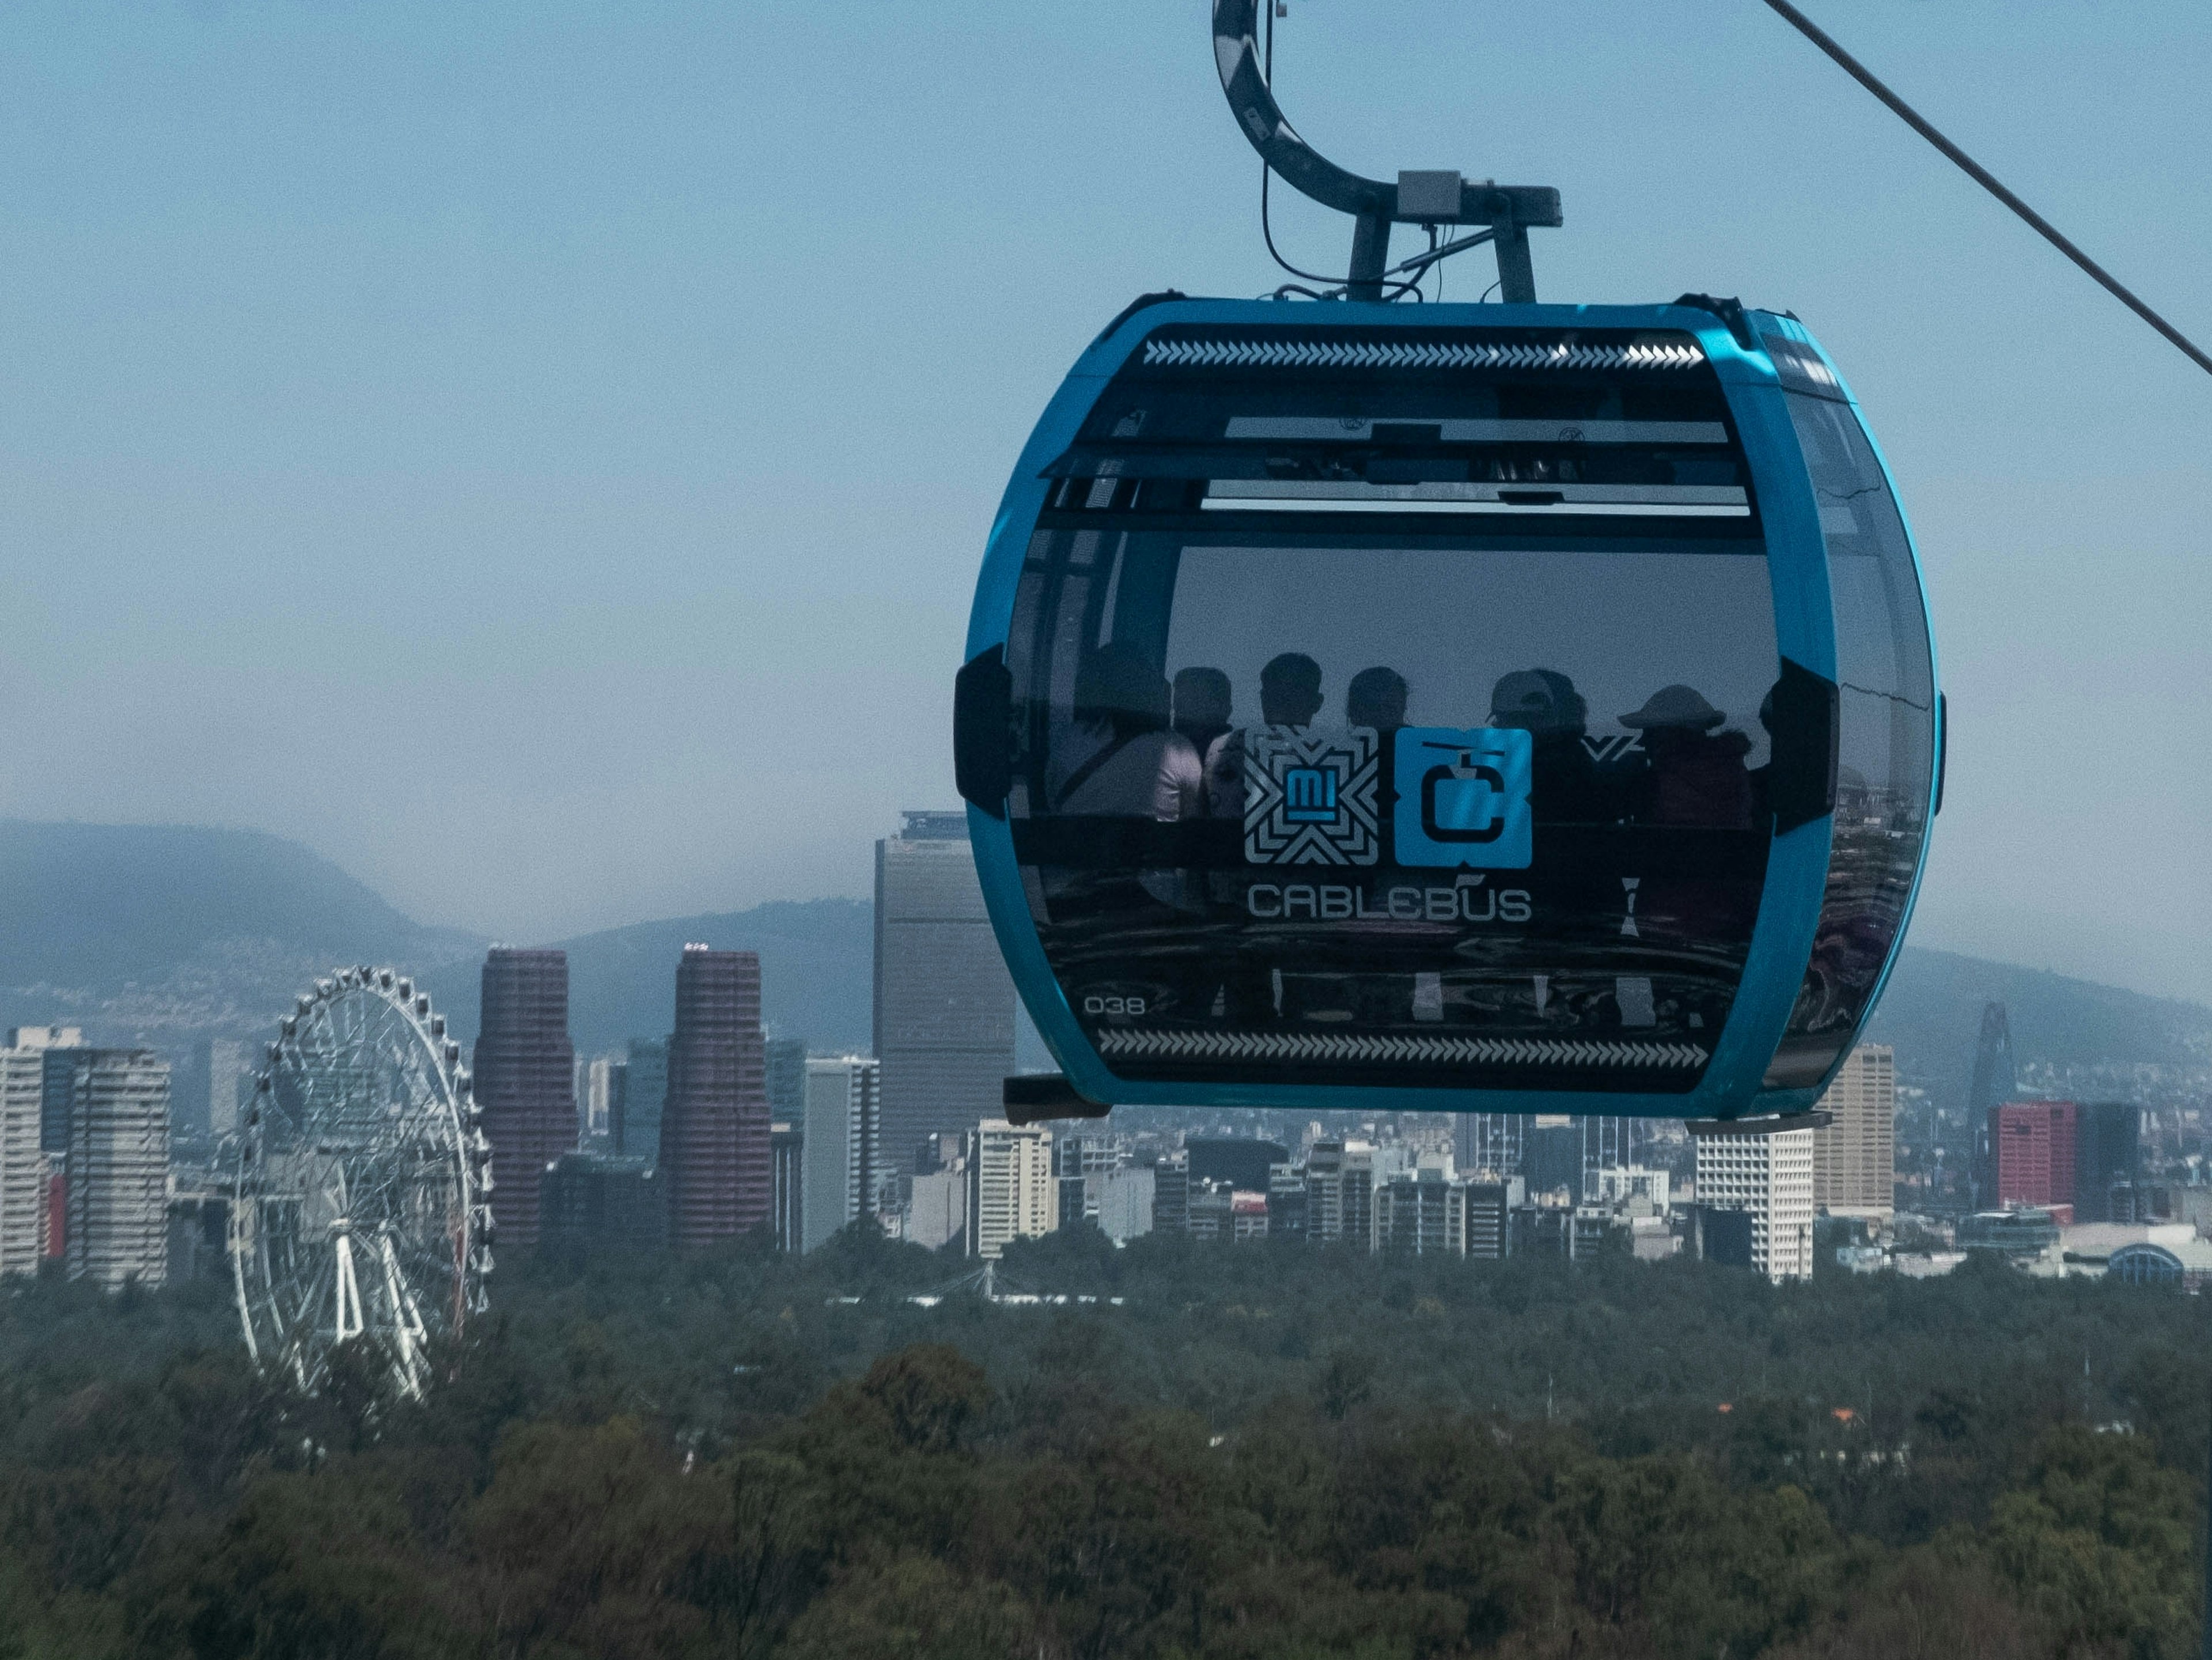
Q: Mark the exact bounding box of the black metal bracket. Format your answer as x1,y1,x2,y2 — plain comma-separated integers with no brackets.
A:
1003,1073,1112,1127
1211,0,1560,302
1684,1110,1835,1137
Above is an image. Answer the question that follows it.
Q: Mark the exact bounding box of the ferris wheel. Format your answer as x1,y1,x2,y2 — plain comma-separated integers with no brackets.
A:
230,966,491,1397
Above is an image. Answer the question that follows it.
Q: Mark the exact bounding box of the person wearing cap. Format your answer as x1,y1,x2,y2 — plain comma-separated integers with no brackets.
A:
1490,667,1607,823
1618,683,1755,830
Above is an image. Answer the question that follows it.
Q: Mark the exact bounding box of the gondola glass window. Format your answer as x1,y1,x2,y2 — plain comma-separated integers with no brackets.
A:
1760,390,1937,1087
1003,380,1787,1096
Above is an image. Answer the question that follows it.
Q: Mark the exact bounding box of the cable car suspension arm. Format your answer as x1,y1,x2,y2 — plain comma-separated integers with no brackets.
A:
1213,0,1559,303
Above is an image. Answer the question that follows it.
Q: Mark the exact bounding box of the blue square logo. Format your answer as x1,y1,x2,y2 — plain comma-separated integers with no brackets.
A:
1393,727,1533,868
1281,765,1338,823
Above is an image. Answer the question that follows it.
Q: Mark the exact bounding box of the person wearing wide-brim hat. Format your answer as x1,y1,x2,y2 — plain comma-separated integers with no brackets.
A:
1619,683,1753,830
1619,683,1728,733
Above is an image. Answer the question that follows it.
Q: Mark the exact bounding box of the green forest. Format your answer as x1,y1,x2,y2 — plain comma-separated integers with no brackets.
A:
4,1229,2209,1659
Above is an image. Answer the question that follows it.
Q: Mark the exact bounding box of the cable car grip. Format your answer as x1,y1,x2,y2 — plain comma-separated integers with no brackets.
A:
1211,0,1560,302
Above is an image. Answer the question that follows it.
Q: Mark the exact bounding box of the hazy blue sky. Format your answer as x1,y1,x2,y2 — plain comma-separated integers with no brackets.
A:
1,1,2206,1001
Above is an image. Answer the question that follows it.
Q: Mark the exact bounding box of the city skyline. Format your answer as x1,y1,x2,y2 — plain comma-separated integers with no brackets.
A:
0,3,2205,1008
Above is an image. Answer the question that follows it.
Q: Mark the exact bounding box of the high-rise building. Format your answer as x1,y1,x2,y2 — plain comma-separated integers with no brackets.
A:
539,1153,664,1262
1094,1167,1154,1242
765,1037,808,1124
9,1026,86,1155
1375,1159,1464,1256
801,1055,882,1252
195,1037,246,1143
1521,1122,1584,1204
874,811,1017,1177
66,1050,171,1290
1813,1045,1896,1219
1454,1115,1631,1185
1989,1101,2078,1213
964,1120,1055,1260
1267,1160,1307,1239
578,1055,625,1145
0,1041,47,1277
624,1038,668,1166
1464,1178,1524,1260
1455,1113,1522,1178
1153,1152,1190,1234
2074,1102,2142,1224
472,948,576,1254
1188,1137,1289,1194
910,1165,968,1251
770,1121,804,1252
660,947,770,1249
1968,1002,2016,1116
1968,1001,2016,1206
1691,1121,1816,1283
1580,1117,1637,1181
1305,1139,1379,1247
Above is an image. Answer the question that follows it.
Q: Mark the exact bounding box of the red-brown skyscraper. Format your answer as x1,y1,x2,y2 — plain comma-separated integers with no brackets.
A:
474,948,576,1254
1989,1100,2078,1213
659,946,769,1249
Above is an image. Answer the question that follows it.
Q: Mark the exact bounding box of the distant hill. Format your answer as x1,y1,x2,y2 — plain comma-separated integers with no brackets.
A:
3,819,2205,1109
417,899,875,1056
1864,947,2212,1105
0,819,480,1045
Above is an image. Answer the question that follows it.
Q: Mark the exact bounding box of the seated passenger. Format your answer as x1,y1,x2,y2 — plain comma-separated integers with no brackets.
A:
1490,668,1605,822
1049,644,1202,819
1618,684,1754,829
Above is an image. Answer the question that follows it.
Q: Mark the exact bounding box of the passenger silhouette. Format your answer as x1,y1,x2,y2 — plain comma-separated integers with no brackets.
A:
1618,684,1753,829
1049,644,1202,820
1490,668,1605,822
1205,651,1325,819
1172,667,1234,755
1260,652,1324,727
1346,665,1408,733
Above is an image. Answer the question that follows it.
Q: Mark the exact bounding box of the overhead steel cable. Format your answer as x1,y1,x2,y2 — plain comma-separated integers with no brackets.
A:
1762,0,2212,379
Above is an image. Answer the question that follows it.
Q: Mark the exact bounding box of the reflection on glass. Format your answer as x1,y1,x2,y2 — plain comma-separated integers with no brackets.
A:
1762,394,1936,1089
1008,530,1781,1094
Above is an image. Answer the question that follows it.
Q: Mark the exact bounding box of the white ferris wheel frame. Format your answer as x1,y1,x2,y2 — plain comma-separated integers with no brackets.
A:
229,965,491,1398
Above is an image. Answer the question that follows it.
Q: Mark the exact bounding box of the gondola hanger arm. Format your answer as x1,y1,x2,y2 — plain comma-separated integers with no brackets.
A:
1211,0,1560,302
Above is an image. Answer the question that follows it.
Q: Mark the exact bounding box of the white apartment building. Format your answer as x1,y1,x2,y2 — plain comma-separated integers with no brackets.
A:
1813,1045,1896,1220
801,1055,882,1253
1589,1166,1672,1214
908,1167,967,1251
1693,1121,1816,1284
965,1120,1055,1260
0,1043,47,1277
66,1050,171,1291
1093,1166,1154,1243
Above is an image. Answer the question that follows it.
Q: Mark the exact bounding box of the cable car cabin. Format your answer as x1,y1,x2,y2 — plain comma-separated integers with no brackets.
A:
955,298,1939,1120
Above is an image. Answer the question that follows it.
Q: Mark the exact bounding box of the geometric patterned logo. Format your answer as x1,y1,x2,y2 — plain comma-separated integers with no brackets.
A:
1244,726,1380,865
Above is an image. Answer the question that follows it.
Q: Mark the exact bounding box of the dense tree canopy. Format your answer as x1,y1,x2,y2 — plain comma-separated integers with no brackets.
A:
2,1227,2206,1657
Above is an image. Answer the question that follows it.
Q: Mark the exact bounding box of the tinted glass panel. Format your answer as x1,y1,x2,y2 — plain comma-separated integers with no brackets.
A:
1762,393,1936,1088
1007,523,1781,1096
